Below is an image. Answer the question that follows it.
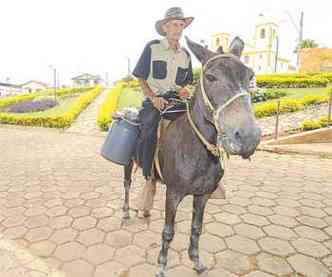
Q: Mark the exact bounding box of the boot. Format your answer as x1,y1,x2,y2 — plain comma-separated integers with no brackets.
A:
210,181,226,199
138,178,156,217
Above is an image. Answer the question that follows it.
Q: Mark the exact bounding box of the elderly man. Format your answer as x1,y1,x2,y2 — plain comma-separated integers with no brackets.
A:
133,7,225,217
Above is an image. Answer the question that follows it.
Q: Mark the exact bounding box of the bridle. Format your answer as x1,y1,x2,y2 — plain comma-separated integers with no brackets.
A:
186,54,250,161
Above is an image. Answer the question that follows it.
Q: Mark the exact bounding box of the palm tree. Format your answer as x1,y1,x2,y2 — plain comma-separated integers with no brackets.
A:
294,39,319,53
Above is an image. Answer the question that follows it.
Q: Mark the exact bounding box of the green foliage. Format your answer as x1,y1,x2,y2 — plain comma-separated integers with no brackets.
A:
295,38,319,53
301,116,330,130
193,70,332,89
252,89,287,103
97,83,124,131
0,86,102,128
254,94,330,118
256,75,329,88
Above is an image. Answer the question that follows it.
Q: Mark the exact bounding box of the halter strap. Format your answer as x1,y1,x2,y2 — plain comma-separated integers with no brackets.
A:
186,54,250,162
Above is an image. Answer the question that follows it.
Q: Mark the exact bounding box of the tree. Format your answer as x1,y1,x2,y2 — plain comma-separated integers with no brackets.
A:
294,39,319,53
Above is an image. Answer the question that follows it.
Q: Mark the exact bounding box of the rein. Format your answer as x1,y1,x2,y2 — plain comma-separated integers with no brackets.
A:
186,54,250,165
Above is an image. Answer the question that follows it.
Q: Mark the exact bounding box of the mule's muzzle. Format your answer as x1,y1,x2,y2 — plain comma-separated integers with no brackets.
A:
220,124,261,158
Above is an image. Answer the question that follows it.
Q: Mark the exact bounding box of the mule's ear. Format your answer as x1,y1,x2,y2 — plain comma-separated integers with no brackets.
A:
229,36,245,57
185,36,215,64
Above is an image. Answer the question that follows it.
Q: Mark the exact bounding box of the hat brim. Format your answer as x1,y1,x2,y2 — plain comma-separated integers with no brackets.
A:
155,17,194,37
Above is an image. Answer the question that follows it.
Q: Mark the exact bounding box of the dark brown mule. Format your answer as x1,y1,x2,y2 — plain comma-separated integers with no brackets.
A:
123,37,261,277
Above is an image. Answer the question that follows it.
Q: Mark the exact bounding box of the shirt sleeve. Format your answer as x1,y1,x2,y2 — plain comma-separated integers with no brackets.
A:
132,43,151,80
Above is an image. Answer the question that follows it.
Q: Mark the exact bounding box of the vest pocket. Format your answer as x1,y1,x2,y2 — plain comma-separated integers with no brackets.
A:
175,67,188,86
152,60,167,79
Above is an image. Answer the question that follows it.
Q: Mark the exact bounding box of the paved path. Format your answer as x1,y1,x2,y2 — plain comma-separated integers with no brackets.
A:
65,88,110,136
0,125,331,277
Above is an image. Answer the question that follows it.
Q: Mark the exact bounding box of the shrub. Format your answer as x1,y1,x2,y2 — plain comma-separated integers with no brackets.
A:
0,86,102,128
97,83,124,131
256,75,329,88
253,95,330,118
0,94,37,108
251,88,287,103
301,116,330,131
193,70,331,89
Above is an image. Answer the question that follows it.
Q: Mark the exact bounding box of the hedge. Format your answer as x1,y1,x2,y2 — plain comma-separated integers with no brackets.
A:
0,87,91,109
97,83,124,131
256,75,329,88
192,70,332,88
254,93,331,118
0,86,102,128
301,116,330,131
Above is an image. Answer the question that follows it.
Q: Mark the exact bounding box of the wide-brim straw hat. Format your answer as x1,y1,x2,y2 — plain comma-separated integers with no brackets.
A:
155,7,194,37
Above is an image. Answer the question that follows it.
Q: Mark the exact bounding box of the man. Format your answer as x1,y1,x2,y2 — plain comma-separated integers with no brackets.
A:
133,7,225,216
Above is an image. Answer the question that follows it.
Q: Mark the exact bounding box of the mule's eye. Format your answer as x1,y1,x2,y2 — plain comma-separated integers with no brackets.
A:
205,74,217,82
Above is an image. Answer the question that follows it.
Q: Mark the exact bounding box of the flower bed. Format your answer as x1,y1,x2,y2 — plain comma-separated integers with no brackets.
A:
97,83,124,131
6,98,58,113
0,86,102,128
254,92,331,118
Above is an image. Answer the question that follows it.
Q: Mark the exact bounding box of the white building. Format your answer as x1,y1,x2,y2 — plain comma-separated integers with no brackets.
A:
0,83,24,98
71,73,102,88
211,14,296,74
21,80,48,93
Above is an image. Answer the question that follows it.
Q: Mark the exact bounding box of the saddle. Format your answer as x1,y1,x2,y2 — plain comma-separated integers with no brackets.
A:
114,92,187,181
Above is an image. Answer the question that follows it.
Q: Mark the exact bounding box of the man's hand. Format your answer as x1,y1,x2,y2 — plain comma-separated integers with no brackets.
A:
151,96,168,110
178,87,190,100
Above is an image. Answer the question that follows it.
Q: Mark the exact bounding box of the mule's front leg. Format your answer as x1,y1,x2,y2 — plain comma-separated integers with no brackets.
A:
122,161,133,220
188,194,210,274
156,192,182,277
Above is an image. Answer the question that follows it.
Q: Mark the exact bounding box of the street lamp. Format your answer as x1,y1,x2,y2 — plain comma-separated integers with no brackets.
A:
125,57,131,77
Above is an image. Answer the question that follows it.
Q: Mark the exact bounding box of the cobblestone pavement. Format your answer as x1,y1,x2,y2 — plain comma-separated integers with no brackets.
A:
0,125,331,277
65,88,110,137
257,104,329,137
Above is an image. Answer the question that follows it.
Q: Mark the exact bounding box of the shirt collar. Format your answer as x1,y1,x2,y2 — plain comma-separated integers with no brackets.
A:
161,38,182,53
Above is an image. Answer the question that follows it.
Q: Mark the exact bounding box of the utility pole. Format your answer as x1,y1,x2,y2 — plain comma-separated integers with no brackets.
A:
274,35,279,73
49,65,57,102
285,10,304,70
53,68,57,101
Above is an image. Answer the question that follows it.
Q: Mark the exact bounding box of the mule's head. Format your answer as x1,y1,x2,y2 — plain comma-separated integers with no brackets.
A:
186,37,261,159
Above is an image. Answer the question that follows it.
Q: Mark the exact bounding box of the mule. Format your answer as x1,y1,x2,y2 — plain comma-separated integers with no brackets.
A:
122,36,261,277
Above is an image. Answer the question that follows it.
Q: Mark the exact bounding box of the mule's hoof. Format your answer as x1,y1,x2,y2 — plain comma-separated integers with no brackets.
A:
193,262,207,274
143,210,151,217
155,271,165,277
122,213,130,220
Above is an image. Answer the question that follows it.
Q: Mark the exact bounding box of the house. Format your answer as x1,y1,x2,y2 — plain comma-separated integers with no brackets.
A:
0,82,23,98
71,73,102,88
211,14,296,74
20,80,48,93
299,48,332,72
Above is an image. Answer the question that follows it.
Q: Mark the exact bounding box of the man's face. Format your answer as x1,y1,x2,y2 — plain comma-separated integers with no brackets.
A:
163,19,186,41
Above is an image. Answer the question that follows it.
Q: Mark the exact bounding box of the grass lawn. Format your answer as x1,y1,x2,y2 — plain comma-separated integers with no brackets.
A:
3,94,80,118
279,87,328,99
117,88,144,110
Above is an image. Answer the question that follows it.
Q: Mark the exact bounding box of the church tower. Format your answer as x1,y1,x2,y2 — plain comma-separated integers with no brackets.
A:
211,33,230,52
254,14,279,72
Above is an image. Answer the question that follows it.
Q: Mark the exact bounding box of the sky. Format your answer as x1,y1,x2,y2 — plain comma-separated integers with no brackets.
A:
1,0,331,86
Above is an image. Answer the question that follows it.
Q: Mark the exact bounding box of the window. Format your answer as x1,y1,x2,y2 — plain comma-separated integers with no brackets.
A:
216,37,220,46
260,28,266,39
244,56,250,64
